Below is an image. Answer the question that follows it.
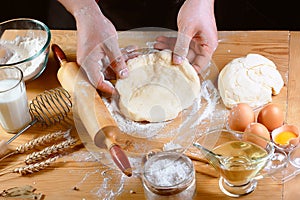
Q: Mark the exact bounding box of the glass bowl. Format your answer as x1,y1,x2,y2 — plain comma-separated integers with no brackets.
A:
0,18,51,81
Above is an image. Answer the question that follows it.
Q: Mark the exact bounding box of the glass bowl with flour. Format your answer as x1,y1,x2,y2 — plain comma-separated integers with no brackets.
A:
0,18,51,81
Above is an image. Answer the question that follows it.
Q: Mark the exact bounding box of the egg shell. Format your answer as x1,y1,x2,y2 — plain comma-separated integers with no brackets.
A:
244,122,270,148
228,103,255,131
257,103,284,131
271,124,300,151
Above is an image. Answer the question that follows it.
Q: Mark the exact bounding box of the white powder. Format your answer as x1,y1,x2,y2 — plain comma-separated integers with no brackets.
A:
145,157,191,187
142,152,196,200
163,80,227,151
0,35,47,81
69,151,128,199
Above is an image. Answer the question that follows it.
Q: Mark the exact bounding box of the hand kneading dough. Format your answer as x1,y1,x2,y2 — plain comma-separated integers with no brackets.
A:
115,50,200,122
218,54,284,109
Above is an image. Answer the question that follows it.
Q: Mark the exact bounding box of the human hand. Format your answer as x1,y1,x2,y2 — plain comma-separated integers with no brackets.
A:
154,0,218,74
73,3,129,95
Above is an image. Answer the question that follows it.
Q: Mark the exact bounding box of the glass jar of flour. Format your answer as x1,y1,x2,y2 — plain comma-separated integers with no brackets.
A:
142,151,196,200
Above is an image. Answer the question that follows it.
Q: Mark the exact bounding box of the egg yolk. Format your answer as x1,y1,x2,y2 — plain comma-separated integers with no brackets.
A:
274,131,297,145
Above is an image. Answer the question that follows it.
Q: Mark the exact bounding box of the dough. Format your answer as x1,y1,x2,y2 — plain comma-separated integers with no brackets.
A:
218,54,284,109
115,50,200,122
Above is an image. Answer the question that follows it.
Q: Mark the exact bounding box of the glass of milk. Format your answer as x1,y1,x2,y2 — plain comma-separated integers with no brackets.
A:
0,66,31,133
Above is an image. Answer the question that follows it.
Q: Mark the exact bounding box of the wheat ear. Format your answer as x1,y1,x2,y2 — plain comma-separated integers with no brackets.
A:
16,129,71,153
14,156,60,175
25,137,77,164
0,155,60,176
0,130,70,162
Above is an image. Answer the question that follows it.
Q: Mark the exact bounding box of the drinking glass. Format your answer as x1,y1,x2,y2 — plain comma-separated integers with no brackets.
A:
0,66,31,133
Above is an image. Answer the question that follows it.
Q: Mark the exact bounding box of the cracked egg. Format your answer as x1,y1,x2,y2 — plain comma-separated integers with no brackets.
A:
271,124,300,151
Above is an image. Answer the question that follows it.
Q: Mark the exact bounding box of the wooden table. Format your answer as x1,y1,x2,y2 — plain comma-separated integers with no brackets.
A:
0,30,299,199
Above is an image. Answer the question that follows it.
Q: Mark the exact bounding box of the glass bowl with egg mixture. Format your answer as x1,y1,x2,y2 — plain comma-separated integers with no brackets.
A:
0,18,51,81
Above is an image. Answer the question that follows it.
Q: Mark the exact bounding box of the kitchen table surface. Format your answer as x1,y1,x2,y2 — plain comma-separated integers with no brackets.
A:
0,30,300,200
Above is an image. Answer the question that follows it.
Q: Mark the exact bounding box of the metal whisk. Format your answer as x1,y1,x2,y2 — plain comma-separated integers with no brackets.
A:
29,87,72,126
6,87,72,144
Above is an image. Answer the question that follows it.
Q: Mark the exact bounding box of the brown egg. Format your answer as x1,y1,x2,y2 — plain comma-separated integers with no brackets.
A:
228,103,255,131
257,103,284,131
244,122,271,140
244,122,270,148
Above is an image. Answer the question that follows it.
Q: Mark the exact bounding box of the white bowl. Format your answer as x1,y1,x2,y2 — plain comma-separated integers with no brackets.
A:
0,18,51,81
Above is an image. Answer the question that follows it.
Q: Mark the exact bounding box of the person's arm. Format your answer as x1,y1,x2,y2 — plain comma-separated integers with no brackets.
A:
57,0,128,94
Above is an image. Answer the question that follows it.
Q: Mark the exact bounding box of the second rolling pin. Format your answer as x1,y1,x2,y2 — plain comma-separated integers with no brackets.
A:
52,44,132,177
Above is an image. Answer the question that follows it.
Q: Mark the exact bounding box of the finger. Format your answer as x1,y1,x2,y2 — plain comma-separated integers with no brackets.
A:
193,54,211,74
123,51,141,61
102,35,128,79
155,35,168,42
121,46,141,61
87,67,116,95
121,45,138,53
186,50,196,64
96,72,116,95
173,32,192,65
155,36,196,65
81,61,116,95
155,36,177,44
102,66,116,80
79,47,115,94
189,35,214,70
193,55,219,85
155,36,177,50
153,42,171,50
101,45,139,79
193,33,218,57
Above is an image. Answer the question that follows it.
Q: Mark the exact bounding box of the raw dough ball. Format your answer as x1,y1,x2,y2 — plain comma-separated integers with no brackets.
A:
218,54,284,109
115,50,200,122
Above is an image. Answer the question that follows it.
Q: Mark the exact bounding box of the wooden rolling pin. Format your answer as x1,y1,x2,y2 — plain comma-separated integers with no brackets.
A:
52,44,132,177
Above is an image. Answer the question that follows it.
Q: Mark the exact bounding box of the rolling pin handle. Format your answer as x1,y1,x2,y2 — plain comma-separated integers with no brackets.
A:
101,127,133,177
109,143,132,177
51,44,68,66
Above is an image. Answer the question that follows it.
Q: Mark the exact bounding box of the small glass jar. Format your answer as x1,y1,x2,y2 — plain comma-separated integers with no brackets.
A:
0,66,31,133
142,151,196,200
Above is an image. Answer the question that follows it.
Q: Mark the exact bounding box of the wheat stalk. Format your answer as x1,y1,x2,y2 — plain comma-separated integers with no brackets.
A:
0,155,60,176
14,156,60,175
0,129,71,162
16,129,71,153
24,137,77,164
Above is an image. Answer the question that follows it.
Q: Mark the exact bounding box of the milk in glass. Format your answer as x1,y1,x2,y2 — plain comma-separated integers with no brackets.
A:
0,71,31,133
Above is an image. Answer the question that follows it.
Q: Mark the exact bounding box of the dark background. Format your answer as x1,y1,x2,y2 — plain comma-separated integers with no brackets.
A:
0,0,300,31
